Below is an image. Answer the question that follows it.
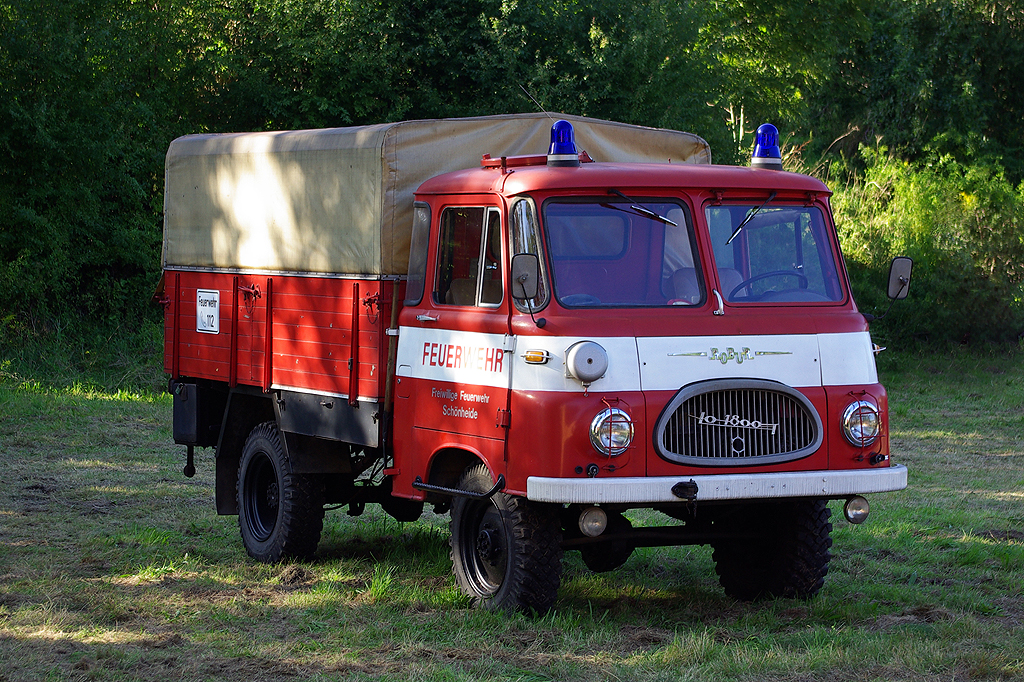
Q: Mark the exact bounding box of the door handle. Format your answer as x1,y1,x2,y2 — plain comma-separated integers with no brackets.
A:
416,314,438,322
712,290,724,316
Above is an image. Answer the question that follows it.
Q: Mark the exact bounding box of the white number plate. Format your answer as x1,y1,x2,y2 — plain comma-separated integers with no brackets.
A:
196,289,220,334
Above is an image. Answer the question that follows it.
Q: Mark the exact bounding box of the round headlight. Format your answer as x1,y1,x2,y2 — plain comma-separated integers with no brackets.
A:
842,400,880,446
590,408,634,456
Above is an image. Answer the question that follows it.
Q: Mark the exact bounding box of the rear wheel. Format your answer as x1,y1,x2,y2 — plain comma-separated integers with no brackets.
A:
237,422,325,562
711,499,832,600
450,464,563,614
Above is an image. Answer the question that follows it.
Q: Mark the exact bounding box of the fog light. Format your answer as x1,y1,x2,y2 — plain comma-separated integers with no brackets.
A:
844,495,870,524
578,506,608,537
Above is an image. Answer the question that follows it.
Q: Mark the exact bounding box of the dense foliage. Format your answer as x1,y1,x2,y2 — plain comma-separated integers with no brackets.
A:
829,149,1024,345
2,0,1023,381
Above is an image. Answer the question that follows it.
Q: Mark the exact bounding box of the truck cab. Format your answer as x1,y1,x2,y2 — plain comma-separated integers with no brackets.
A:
391,122,905,609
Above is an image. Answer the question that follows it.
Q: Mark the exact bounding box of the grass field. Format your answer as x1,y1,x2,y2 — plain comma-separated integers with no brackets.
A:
1,348,1022,681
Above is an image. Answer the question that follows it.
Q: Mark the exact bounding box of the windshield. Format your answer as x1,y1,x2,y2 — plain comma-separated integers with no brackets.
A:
706,204,844,303
542,198,702,307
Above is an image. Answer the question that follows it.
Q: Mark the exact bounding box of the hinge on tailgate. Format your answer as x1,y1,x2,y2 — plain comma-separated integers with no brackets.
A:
496,409,511,428
238,283,261,299
363,292,380,322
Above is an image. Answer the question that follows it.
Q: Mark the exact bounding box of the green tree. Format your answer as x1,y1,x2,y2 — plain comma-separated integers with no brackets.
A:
479,0,724,149
832,147,1024,344
696,0,870,161
0,0,229,347
804,0,1024,179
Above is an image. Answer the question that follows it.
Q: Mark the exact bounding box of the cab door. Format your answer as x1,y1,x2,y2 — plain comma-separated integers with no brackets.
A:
396,204,512,443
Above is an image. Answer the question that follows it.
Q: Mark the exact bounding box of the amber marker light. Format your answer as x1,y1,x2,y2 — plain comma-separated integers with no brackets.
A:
523,349,552,365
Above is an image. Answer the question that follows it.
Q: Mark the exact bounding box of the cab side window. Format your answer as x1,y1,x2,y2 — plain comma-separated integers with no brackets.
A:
433,207,503,307
404,202,431,306
480,209,503,305
510,198,550,311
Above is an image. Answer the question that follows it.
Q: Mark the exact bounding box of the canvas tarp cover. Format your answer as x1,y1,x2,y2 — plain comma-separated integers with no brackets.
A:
163,113,712,276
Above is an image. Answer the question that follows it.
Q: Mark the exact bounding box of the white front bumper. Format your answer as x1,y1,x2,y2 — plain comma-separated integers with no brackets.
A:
526,464,908,504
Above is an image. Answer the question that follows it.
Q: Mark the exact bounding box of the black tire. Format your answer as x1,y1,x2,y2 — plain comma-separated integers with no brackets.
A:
711,499,832,601
580,513,635,573
237,422,325,562
450,464,563,614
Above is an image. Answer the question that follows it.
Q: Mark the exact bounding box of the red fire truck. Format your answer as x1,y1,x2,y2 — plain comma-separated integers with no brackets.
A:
161,113,910,613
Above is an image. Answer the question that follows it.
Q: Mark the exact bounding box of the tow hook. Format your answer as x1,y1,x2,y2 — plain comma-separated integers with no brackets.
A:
671,479,698,502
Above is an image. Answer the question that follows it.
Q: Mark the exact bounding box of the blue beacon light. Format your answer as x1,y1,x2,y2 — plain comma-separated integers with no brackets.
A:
547,120,580,167
751,123,783,170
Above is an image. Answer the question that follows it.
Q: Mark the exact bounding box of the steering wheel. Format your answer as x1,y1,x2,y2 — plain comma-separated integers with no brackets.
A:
560,293,602,306
759,289,832,302
729,270,809,300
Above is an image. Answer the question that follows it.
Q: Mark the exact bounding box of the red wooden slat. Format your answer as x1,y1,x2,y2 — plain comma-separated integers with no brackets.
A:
349,282,360,405
263,278,274,392
171,272,180,379
230,275,239,387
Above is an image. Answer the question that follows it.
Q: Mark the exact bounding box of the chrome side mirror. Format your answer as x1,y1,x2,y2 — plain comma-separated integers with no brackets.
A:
887,256,913,300
511,253,540,301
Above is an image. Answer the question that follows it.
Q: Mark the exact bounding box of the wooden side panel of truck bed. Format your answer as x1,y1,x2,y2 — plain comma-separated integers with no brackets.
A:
163,271,388,401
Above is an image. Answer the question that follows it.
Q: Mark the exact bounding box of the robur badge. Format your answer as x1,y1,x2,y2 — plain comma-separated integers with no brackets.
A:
668,347,793,364
710,347,752,364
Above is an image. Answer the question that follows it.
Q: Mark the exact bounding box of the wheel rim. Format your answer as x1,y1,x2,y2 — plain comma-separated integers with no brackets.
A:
458,499,508,596
242,451,279,543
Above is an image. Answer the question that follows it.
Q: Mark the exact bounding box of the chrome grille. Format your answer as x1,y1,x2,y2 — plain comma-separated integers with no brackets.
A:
655,379,822,466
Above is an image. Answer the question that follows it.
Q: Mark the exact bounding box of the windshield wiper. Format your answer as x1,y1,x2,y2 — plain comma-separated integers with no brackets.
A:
608,189,678,226
725,191,777,245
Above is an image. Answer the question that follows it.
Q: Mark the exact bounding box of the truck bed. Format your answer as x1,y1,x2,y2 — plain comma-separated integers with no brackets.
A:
162,271,394,403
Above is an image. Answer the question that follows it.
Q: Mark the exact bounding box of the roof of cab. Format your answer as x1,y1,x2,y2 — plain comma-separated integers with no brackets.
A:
415,160,831,198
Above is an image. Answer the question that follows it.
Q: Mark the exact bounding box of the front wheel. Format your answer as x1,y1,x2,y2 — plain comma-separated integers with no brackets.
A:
711,499,832,600
449,464,563,614
237,422,325,562
580,512,635,573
